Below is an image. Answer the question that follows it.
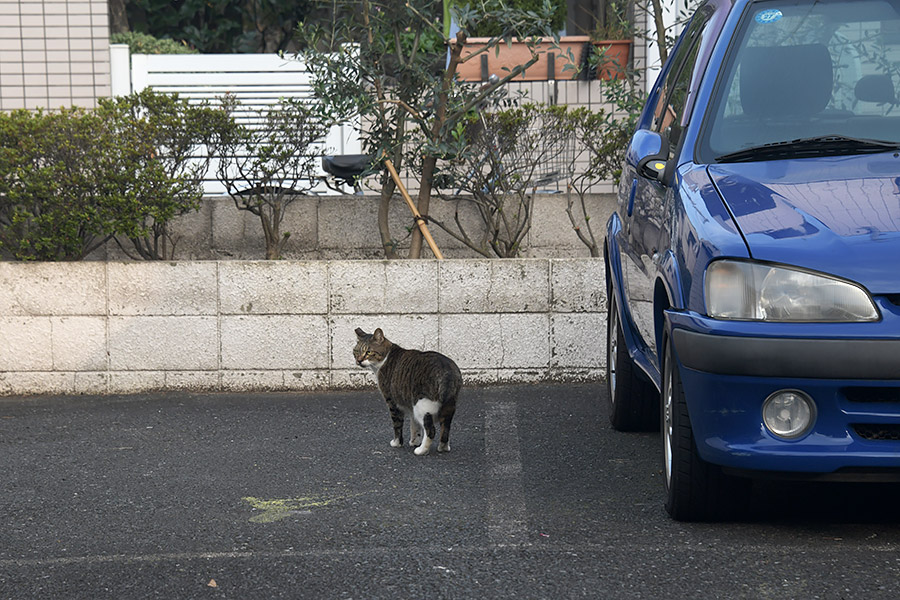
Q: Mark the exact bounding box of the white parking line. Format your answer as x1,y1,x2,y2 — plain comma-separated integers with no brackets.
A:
483,401,528,546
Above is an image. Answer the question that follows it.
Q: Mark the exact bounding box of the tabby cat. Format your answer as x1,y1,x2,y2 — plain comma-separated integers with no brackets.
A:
353,328,462,456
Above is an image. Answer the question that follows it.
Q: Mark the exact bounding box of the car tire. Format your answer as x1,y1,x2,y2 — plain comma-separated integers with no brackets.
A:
662,335,750,521
606,293,658,431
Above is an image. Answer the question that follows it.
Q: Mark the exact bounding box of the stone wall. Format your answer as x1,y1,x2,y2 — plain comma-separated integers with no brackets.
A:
95,193,616,261
0,259,608,396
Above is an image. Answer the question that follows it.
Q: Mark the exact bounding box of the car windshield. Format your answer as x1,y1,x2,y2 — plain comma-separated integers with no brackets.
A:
699,0,900,162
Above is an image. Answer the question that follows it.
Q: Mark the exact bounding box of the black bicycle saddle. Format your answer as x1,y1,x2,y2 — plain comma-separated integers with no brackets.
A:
321,154,371,184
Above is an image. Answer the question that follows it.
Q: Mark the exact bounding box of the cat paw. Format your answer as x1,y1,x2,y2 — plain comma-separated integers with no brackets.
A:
414,444,430,456
437,442,450,452
390,438,402,448
408,435,423,447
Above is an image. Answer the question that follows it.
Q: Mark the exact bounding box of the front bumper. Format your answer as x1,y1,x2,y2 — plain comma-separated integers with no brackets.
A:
668,300,900,475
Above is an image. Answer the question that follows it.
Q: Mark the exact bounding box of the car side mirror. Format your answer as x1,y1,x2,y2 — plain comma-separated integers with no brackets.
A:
626,129,671,183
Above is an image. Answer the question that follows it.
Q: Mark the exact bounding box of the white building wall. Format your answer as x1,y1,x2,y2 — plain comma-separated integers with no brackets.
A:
0,0,110,109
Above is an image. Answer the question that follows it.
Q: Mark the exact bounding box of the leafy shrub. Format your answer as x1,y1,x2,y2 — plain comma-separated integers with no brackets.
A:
0,107,135,260
461,0,566,38
123,0,314,53
433,103,574,258
564,77,645,256
99,90,233,259
215,96,333,260
110,31,198,54
0,91,233,261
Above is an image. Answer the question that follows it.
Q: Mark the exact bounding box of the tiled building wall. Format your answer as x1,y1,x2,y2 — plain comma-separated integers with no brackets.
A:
633,5,650,91
0,0,110,110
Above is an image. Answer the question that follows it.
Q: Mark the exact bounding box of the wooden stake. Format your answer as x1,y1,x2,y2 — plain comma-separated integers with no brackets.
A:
383,158,444,260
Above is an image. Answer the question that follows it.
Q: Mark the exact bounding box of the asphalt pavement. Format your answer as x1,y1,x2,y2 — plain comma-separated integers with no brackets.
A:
2,383,900,599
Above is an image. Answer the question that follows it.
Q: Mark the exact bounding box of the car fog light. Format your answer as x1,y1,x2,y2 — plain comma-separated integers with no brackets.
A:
763,390,815,439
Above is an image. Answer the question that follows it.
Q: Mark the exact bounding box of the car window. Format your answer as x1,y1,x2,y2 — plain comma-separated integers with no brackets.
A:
700,0,900,161
651,4,716,159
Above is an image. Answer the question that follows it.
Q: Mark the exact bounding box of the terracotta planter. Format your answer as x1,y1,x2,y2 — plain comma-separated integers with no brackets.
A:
591,39,632,80
454,35,631,82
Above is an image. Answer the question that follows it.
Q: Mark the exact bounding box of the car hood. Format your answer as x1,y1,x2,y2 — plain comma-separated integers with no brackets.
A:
708,154,900,294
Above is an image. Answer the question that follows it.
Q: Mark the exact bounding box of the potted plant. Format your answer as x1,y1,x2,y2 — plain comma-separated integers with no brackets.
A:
585,1,633,80
454,0,633,82
455,35,595,81
450,0,581,82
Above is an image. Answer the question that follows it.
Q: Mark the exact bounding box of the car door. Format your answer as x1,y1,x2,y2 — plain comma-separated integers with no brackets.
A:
618,3,717,374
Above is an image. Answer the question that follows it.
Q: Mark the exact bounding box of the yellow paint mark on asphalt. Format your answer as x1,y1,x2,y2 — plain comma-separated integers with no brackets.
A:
242,493,363,523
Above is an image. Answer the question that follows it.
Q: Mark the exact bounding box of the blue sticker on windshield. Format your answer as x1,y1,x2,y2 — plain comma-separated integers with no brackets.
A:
755,9,783,23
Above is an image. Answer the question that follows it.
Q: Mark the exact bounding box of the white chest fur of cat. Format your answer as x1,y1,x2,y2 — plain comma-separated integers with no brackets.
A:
353,328,462,456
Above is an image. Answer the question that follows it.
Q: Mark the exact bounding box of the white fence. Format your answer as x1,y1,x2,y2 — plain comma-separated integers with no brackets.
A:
109,46,360,195
109,46,622,196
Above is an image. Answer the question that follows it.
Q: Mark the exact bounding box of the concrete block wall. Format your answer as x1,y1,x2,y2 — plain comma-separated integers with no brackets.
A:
0,0,111,110
0,259,607,396
94,193,616,261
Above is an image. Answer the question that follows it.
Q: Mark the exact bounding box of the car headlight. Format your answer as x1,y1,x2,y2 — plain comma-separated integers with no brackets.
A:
705,260,879,322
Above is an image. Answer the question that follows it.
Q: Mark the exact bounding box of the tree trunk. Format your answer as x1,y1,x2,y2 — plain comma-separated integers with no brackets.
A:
261,203,282,260
363,0,395,259
108,0,129,34
378,175,399,259
649,0,668,65
408,30,465,259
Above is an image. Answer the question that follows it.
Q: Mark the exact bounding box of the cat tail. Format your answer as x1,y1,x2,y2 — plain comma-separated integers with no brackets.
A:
439,371,461,409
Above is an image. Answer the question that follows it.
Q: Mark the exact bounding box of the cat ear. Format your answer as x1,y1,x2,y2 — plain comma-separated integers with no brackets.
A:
355,328,367,339
373,328,384,342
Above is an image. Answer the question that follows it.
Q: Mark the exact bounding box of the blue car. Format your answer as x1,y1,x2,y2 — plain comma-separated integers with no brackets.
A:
605,0,900,520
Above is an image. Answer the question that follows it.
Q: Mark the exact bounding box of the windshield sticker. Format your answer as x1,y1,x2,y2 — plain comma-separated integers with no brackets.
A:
755,9,783,24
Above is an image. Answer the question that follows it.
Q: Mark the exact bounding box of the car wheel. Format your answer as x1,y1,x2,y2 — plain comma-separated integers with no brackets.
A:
662,335,750,521
606,293,658,431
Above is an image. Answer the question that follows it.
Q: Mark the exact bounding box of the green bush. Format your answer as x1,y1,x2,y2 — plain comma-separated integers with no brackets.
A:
99,90,234,259
433,103,575,258
110,31,198,54
0,91,233,261
123,0,314,54
564,77,645,257
215,95,332,260
461,0,566,38
0,107,132,260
